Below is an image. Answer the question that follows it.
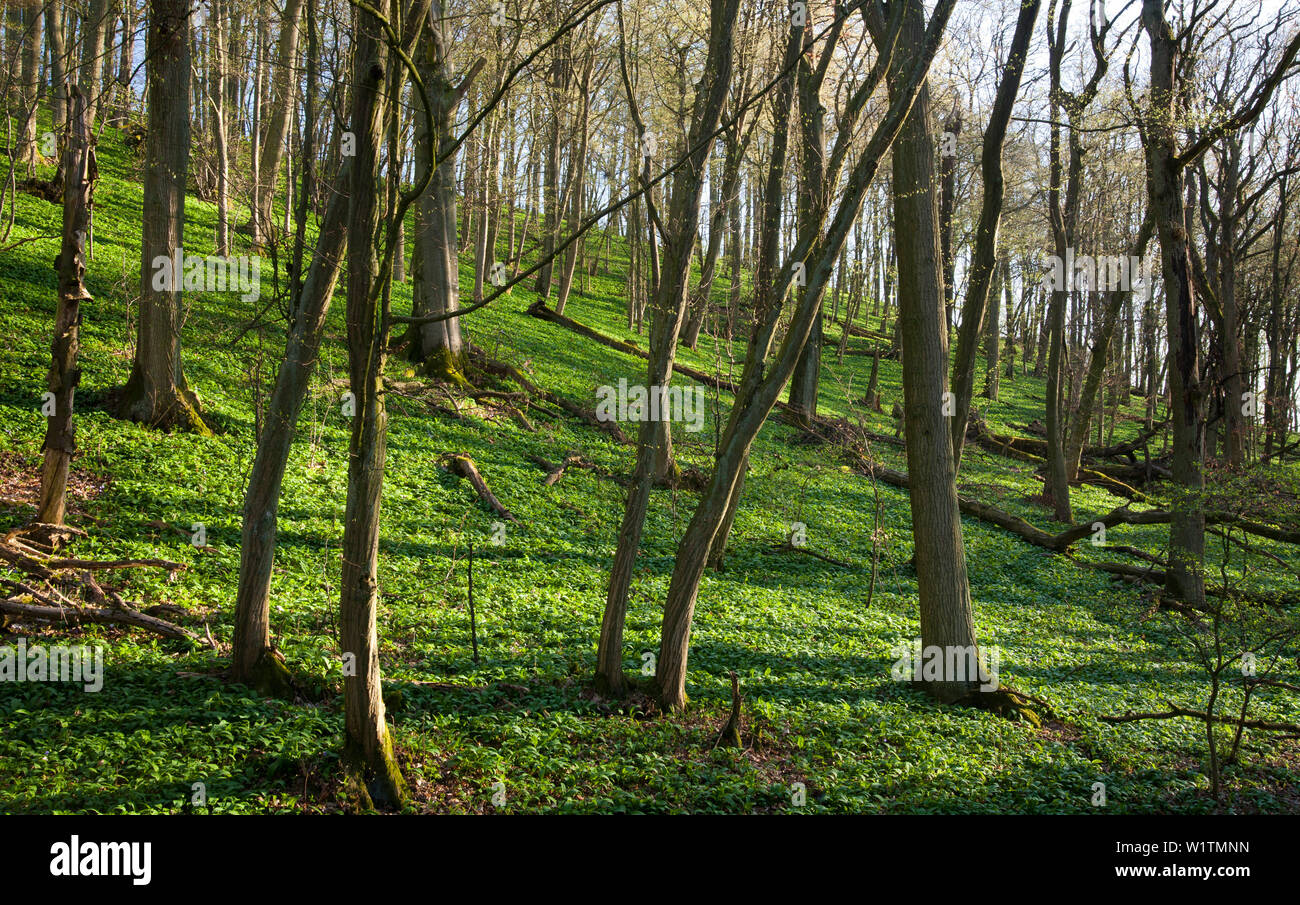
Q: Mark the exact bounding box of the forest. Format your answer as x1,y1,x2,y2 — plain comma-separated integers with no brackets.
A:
1,0,1300,821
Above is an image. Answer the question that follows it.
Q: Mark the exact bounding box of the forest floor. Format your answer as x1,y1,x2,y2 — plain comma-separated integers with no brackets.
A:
3,122,1300,814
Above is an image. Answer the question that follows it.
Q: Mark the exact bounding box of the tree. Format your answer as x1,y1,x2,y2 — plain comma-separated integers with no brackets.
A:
947,0,1040,469
407,0,482,379
595,0,741,694
118,0,208,434
649,0,959,711
37,85,96,526
250,0,306,245
873,0,979,703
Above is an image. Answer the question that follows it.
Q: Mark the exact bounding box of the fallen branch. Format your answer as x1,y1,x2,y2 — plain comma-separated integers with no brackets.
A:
442,454,520,523
470,350,633,445
764,540,855,569
1099,703,1300,735
41,557,188,573
1,596,198,642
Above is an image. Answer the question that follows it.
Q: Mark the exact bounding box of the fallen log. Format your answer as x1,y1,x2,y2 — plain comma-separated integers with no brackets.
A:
1023,417,1168,460
470,350,633,445
524,301,742,396
526,453,625,486
0,596,197,642
970,421,1172,485
442,454,520,523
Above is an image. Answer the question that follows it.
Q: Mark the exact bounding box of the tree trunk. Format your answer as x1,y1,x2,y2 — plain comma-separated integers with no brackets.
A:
231,160,351,695
1064,218,1153,480
596,0,741,695
45,4,67,131
79,0,113,125
1141,0,1205,607
37,86,95,526
15,2,42,170
339,0,405,809
947,0,1038,467
407,5,473,381
887,6,979,704
250,0,305,245
118,0,207,434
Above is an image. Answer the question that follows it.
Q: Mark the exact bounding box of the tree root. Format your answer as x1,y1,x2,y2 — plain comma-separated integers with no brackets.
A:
951,683,1053,728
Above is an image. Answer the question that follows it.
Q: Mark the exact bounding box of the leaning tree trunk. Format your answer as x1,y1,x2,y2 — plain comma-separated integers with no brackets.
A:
595,0,741,695
119,0,208,434
37,85,95,526
231,161,351,695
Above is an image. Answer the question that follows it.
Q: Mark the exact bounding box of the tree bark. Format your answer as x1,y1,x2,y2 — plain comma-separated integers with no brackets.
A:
118,0,207,434
596,0,741,695
339,0,405,808
37,86,95,526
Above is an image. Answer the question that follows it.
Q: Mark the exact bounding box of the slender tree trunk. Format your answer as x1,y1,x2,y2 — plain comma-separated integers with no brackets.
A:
250,0,305,244
887,6,979,704
37,86,95,526
231,165,350,694
1064,219,1153,480
596,0,741,695
15,2,42,170
46,4,67,131
948,0,1038,467
79,0,112,125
